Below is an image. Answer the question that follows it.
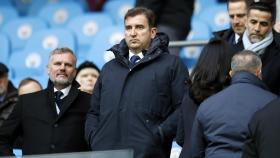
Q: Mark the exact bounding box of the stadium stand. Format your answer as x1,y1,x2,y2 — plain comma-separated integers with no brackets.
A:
0,6,18,29
86,25,124,69
2,17,48,52
67,12,114,59
38,2,84,28
0,33,10,65
103,0,134,25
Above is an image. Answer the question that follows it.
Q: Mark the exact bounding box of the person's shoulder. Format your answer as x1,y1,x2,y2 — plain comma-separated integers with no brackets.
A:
213,28,234,39
78,90,92,98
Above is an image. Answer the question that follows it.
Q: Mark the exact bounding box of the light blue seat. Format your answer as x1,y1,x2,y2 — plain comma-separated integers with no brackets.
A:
180,19,211,69
0,6,18,29
13,149,22,157
9,48,49,79
0,0,13,6
103,0,134,25
194,0,219,16
198,4,229,32
0,33,10,65
25,28,76,53
24,0,77,16
2,17,48,52
38,2,84,28
86,25,124,69
67,13,113,59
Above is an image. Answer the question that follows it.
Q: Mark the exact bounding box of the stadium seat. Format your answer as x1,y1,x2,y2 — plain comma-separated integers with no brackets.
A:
2,17,48,52
0,0,13,6
179,18,211,70
86,25,124,68
67,13,114,59
0,6,18,29
13,149,22,158
24,0,78,16
25,28,76,53
38,2,84,28
0,33,10,65
9,48,49,79
188,18,212,41
103,0,134,25
198,4,229,32
194,0,219,16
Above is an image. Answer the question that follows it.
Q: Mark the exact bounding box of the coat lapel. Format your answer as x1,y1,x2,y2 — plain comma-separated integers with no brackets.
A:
55,81,80,121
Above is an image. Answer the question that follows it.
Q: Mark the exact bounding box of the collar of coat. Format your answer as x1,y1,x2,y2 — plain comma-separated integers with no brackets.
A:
231,71,268,90
46,79,81,118
108,32,170,66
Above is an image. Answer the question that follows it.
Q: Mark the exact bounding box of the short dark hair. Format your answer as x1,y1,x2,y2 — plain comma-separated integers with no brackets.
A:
124,7,156,28
248,2,276,23
77,60,100,75
18,77,43,89
227,0,252,10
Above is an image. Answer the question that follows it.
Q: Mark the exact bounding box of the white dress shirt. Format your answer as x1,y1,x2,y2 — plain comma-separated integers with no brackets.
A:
54,85,71,114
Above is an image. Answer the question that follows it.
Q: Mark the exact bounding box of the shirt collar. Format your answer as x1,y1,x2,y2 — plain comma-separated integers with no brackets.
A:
235,33,240,44
54,85,71,99
129,50,144,60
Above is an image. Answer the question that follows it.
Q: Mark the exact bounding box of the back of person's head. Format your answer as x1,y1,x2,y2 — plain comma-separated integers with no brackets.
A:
18,77,43,95
248,1,276,23
124,7,156,28
230,50,262,76
189,38,235,104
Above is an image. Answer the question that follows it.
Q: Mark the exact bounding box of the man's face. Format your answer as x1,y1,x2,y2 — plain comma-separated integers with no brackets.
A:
228,1,247,35
47,52,76,89
0,74,8,96
76,68,99,92
247,9,273,43
125,14,157,53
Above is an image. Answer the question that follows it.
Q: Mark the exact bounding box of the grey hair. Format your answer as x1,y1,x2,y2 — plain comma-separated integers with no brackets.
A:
48,47,77,66
231,50,262,75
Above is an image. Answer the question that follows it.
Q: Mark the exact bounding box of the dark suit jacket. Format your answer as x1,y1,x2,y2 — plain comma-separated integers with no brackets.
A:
0,80,91,156
242,98,280,158
236,30,280,95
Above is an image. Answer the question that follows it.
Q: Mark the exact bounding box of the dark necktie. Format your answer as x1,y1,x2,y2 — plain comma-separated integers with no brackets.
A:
54,91,63,109
130,55,140,67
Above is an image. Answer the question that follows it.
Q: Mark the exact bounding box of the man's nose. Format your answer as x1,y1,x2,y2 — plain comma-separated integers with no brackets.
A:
254,24,261,32
233,16,240,24
131,28,136,36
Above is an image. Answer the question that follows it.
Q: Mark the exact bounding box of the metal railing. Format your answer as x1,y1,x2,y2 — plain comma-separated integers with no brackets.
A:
169,40,209,47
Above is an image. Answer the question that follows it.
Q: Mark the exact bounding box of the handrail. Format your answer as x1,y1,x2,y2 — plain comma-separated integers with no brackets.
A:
169,40,209,47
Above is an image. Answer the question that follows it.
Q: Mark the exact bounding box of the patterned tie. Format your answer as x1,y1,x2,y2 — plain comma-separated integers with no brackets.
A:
54,91,63,109
130,55,140,67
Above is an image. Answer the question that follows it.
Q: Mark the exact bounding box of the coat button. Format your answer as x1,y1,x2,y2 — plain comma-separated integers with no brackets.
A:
54,124,58,128
145,119,149,123
50,144,55,149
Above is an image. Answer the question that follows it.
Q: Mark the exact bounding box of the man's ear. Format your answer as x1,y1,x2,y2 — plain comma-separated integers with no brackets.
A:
229,70,233,77
151,27,157,39
256,68,262,79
